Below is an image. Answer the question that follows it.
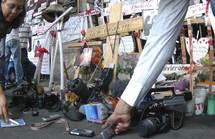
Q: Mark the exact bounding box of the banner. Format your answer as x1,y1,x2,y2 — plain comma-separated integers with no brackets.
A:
162,64,190,74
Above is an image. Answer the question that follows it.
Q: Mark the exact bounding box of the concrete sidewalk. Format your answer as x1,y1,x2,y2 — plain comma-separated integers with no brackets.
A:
0,108,215,139
2,79,215,139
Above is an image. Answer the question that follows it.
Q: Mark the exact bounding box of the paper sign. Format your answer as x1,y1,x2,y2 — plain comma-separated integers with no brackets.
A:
29,35,50,74
119,36,135,54
123,0,159,15
162,64,190,74
142,10,158,37
61,16,88,43
185,37,209,64
185,3,207,18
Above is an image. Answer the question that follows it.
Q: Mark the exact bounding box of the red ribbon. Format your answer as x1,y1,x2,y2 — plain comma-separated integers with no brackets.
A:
208,39,214,46
133,31,140,38
206,0,210,15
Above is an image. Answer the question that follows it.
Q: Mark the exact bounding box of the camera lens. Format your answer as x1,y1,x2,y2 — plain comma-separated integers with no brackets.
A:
138,117,161,137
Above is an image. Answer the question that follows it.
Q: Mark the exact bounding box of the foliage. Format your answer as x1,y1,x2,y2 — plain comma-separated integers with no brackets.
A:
200,54,209,65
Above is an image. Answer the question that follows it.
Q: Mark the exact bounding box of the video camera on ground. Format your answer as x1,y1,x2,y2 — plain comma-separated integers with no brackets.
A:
137,87,192,137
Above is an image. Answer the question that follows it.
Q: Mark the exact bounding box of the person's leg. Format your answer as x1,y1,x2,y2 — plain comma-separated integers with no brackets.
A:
21,48,36,83
4,40,12,83
121,0,190,106
10,39,24,85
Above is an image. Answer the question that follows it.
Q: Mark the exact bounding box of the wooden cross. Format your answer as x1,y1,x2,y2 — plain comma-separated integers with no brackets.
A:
85,3,143,80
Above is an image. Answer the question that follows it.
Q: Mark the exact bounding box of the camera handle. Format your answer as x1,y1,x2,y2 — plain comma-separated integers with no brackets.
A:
149,86,176,96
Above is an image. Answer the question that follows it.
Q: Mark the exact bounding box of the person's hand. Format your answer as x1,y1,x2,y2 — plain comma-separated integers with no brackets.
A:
103,99,132,134
0,87,9,122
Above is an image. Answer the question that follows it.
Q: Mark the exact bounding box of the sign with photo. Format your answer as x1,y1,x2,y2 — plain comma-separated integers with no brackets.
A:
28,34,51,75
74,48,93,66
142,9,158,38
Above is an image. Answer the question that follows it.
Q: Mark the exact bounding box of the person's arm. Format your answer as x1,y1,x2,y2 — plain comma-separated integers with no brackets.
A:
104,0,190,134
103,98,132,134
211,0,215,16
0,86,9,121
121,0,190,107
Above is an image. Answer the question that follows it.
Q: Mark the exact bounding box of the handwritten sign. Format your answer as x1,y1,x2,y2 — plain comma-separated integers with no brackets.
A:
185,3,207,18
123,0,159,15
61,16,86,43
119,36,135,54
162,64,190,74
32,22,52,35
185,37,209,64
86,17,144,40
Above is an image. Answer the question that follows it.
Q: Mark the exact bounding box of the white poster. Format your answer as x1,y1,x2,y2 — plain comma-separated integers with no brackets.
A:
185,37,209,64
29,34,50,75
119,36,135,54
123,0,159,15
185,3,207,18
61,16,86,43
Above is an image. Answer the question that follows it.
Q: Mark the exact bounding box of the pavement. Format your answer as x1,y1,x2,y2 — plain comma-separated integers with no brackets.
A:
1,79,215,139
0,109,215,139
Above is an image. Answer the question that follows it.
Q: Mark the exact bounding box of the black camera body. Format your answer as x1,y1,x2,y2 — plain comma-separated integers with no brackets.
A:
138,87,192,137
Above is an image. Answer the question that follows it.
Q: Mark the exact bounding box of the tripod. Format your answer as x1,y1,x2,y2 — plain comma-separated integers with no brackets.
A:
41,5,74,100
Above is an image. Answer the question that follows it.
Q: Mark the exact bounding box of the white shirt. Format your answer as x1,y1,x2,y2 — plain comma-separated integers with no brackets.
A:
19,23,31,49
6,28,19,42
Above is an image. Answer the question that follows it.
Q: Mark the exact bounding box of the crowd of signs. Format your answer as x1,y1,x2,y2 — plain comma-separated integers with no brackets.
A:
25,0,214,75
